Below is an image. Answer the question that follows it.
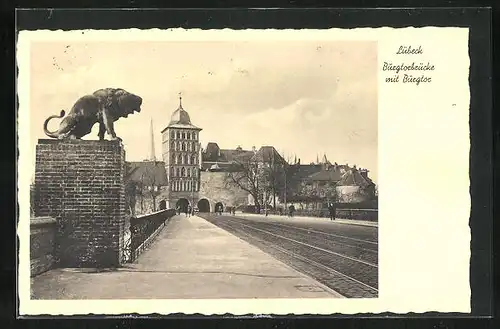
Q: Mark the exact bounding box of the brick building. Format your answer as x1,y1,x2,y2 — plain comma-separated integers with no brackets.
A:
160,96,202,212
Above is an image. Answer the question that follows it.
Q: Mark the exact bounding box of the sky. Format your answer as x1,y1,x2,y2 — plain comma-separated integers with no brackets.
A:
29,40,378,183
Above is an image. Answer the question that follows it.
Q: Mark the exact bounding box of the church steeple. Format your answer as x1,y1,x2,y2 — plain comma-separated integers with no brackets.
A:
149,118,156,161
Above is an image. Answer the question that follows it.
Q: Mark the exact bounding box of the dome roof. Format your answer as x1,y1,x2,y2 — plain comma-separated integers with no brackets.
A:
169,106,191,125
162,96,203,132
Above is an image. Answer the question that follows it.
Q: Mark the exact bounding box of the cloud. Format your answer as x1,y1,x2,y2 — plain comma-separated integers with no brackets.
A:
28,40,378,183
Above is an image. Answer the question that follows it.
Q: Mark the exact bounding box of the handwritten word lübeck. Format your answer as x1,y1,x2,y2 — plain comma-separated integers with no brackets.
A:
396,45,423,55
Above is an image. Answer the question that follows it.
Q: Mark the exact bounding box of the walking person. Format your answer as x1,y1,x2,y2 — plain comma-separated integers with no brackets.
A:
187,205,192,217
328,203,336,221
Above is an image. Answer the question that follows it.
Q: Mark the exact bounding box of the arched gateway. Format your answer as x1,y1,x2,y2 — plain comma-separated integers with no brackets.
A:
176,198,189,213
214,202,224,213
197,198,210,212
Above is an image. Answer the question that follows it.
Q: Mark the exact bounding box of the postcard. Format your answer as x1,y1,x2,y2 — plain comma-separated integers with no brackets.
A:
17,27,471,315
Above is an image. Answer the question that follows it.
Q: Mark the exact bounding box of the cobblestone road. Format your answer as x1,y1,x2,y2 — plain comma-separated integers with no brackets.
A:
198,213,379,298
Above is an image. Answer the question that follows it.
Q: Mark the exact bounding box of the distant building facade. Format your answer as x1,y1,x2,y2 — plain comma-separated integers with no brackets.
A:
125,97,377,215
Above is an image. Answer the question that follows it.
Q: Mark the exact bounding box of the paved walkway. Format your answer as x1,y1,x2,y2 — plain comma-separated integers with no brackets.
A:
31,215,343,299
236,212,378,228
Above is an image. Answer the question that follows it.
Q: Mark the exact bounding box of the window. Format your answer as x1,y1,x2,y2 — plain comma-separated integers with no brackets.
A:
181,167,186,177
171,167,174,177
177,132,180,139
171,141,175,150
171,131,175,139
182,132,185,139
191,155,196,165
187,132,191,139
187,168,191,177
192,132,197,140
176,167,180,177
181,142,185,151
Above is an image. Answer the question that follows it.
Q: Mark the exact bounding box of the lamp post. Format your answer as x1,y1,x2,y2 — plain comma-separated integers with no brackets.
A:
284,162,287,214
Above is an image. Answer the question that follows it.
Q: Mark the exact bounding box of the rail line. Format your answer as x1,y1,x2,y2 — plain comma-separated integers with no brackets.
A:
216,217,378,297
239,218,378,254
238,215,378,245
225,217,377,268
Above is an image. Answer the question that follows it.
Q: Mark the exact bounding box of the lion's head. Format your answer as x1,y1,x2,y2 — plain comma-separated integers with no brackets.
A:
94,88,143,118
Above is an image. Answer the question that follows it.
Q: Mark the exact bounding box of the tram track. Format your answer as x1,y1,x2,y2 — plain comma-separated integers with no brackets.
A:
247,218,378,246
201,214,378,298
232,217,378,265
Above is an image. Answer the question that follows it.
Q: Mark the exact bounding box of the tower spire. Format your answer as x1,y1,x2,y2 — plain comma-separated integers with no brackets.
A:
178,92,183,109
149,118,156,161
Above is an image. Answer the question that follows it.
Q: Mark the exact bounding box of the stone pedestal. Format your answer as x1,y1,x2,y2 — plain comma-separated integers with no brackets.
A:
33,139,126,268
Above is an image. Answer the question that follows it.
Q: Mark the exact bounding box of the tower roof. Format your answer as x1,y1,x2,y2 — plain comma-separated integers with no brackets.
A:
170,107,192,125
161,95,202,132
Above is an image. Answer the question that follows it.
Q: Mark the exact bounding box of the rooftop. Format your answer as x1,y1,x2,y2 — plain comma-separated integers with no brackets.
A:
337,168,374,187
161,96,202,132
125,161,168,186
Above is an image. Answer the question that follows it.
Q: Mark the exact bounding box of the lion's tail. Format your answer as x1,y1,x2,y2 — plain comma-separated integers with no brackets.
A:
43,110,66,138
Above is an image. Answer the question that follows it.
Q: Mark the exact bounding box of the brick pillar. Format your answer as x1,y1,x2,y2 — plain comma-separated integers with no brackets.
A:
34,139,126,268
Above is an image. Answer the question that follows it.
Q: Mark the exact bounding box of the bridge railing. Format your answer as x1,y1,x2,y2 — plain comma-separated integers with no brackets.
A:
123,208,176,263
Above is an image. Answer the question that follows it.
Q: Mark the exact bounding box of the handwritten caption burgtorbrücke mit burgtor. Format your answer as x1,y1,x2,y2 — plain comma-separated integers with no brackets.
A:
383,45,435,86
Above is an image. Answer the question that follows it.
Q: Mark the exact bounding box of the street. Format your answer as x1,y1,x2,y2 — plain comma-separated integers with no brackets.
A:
198,213,378,298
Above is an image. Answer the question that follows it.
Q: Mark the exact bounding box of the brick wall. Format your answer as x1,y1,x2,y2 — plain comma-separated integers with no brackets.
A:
30,217,57,276
33,139,126,268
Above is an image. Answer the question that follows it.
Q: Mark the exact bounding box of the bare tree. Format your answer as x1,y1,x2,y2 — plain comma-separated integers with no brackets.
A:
124,180,138,217
138,174,146,214
142,162,164,213
298,179,338,207
259,151,289,210
124,163,138,217
224,157,262,211
279,151,295,209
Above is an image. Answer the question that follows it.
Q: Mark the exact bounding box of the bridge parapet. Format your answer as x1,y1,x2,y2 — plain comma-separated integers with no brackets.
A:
30,216,57,276
123,209,176,262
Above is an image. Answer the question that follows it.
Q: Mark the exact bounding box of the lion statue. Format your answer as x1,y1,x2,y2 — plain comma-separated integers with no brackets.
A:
43,88,142,141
